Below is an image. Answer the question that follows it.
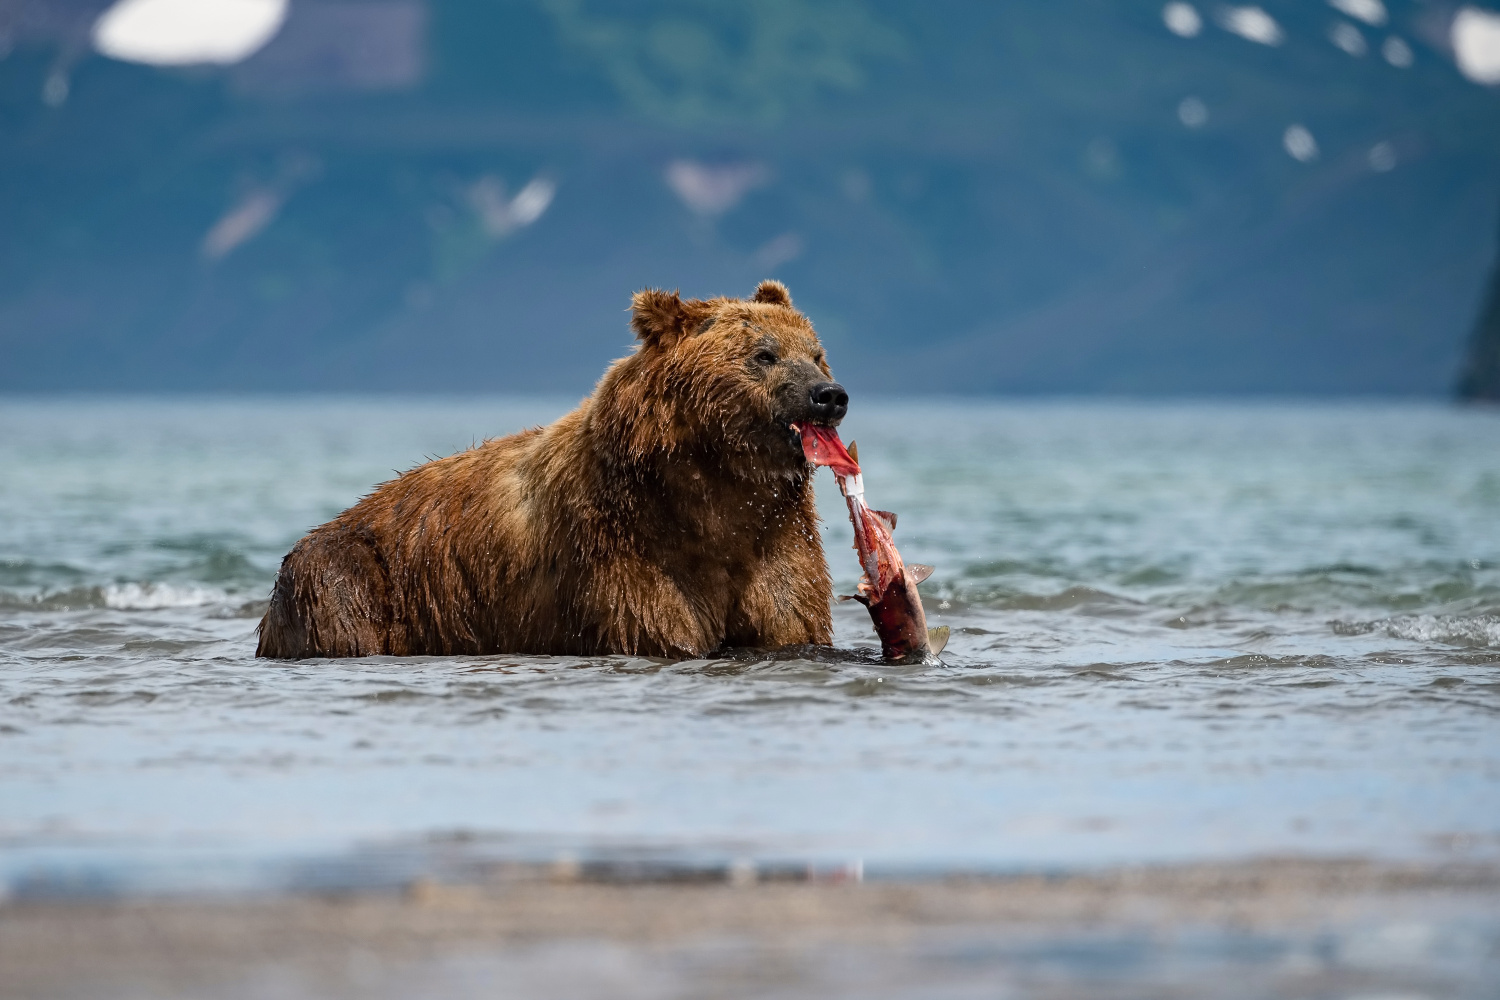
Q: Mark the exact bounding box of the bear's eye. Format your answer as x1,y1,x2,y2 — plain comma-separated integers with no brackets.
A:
754,349,779,367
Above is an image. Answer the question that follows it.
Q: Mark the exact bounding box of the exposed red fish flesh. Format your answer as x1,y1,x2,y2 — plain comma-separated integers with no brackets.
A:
796,423,949,664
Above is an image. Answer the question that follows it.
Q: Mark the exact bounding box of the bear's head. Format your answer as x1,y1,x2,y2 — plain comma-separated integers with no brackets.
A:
591,280,846,480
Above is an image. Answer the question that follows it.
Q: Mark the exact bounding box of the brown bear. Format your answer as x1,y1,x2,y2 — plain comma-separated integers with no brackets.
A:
255,280,848,659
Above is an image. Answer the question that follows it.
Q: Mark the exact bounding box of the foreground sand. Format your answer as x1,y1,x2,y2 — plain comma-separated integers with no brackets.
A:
4,858,1497,999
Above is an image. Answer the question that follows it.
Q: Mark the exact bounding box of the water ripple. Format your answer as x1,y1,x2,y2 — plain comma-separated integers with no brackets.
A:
2,399,1498,889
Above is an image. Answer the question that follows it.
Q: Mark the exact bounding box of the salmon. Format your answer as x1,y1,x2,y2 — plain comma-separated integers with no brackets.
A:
796,424,949,664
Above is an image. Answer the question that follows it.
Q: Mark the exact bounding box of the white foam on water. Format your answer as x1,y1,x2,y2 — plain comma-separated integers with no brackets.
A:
1381,615,1500,648
102,582,231,610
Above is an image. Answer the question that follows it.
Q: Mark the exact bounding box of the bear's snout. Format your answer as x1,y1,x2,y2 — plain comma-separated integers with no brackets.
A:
807,382,849,425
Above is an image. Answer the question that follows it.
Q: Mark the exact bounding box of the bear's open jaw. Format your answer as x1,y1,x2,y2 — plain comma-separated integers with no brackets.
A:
786,418,841,439
784,420,832,467
789,422,858,475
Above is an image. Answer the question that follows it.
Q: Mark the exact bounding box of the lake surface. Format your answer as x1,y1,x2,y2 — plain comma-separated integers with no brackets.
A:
2,397,1498,895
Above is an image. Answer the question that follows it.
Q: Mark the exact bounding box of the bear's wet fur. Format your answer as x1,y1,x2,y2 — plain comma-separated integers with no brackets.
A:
256,281,841,659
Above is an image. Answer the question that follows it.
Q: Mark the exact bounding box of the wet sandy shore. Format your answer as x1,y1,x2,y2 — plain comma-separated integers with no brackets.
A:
5,858,1498,999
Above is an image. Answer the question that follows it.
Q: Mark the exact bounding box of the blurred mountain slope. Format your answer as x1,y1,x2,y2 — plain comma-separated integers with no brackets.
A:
0,0,1497,394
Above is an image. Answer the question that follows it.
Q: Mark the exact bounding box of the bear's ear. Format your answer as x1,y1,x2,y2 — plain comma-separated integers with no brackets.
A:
630,288,706,349
750,279,793,308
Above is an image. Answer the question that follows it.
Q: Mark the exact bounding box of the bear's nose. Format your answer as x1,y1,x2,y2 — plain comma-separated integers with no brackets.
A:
808,382,849,423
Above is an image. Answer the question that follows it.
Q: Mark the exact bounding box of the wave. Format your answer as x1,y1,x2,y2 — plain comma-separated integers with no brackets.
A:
0,586,109,611
102,582,232,610
1333,615,1500,649
968,585,1140,613
931,556,1500,618
0,582,238,612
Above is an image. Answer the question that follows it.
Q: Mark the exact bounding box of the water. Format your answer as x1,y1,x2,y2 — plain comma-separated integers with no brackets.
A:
2,397,1498,895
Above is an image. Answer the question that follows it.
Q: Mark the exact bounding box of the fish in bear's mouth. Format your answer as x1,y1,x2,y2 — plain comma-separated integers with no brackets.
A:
788,422,949,664
789,421,858,476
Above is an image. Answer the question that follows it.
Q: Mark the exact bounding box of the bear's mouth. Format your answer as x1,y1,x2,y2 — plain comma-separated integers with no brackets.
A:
782,421,805,458
791,422,859,475
786,420,836,462
782,398,845,469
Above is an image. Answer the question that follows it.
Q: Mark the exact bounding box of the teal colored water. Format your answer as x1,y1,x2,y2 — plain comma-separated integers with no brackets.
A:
1,398,1498,894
